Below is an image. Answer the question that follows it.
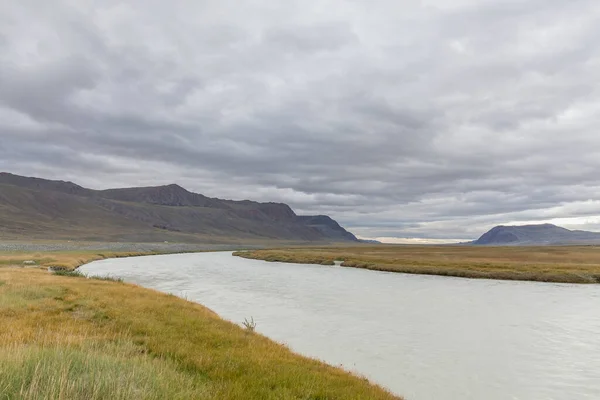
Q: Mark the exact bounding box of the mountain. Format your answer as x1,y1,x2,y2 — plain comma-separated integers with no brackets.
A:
473,223,600,245
98,184,224,208
0,172,357,243
297,215,358,242
0,172,92,196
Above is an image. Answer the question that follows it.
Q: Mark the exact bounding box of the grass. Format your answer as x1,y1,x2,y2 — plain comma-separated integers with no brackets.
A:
0,250,181,271
49,269,123,282
233,245,600,284
51,269,86,278
0,344,206,399
0,252,398,399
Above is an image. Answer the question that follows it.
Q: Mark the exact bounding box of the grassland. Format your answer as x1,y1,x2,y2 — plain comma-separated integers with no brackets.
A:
0,250,398,399
234,245,600,284
0,249,172,270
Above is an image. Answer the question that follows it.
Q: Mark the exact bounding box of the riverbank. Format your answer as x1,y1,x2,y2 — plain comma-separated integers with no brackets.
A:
0,251,398,399
0,249,175,270
0,242,235,253
234,245,600,283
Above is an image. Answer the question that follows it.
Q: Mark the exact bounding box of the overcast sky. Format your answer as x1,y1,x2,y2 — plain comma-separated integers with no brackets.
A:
2,0,600,241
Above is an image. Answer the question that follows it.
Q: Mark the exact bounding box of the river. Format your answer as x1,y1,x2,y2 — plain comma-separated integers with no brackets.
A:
79,251,600,399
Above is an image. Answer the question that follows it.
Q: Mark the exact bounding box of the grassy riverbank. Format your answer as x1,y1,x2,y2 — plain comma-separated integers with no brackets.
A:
0,249,169,270
234,245,600,283
0,251,398,399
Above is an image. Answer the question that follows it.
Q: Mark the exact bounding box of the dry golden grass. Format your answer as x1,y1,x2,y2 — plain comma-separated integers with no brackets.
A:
0,253,399,399
0,250,190,270
234,245,600,283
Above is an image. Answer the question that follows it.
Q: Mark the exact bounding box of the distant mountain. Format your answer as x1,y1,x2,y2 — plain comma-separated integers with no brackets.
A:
473,223,600,245
0,172,357,243
297,215,358,242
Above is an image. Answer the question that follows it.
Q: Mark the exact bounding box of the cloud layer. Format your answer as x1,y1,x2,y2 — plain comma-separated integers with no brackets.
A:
2,0,600,240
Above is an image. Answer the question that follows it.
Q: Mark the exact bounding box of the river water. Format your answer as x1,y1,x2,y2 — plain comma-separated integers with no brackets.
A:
79,252,600,400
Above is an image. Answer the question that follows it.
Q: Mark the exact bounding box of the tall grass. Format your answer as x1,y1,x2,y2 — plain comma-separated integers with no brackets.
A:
0,265,399,400
50,269,124,283
234,245,600,284
0,250,188,271
0,343,208,399
51,269,85,278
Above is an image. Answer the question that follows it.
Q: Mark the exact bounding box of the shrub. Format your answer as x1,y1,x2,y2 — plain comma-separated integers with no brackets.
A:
91,275,124,283
52,269,85,278
242,317,256,332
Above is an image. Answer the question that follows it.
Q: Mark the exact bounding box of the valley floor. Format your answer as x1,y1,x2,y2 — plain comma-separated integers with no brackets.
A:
0,249,398,400
0,240,252,254
234,245,600,284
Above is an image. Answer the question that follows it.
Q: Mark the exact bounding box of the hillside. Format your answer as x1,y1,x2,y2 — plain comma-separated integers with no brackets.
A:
0,172,357,243
473,223,600,245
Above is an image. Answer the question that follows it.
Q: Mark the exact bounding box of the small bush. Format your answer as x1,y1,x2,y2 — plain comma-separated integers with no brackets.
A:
52,269,85,278
242,317,256,332
91,275,124,283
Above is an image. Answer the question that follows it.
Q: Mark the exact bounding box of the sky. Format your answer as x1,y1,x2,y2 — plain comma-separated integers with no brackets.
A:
1,0,600,242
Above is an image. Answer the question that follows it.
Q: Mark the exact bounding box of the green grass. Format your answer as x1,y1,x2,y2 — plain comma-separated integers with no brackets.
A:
0,257,399,400
0,343,208,400
234,245,600,284
51,269,86,278
89,275,124,283
51,268,124,283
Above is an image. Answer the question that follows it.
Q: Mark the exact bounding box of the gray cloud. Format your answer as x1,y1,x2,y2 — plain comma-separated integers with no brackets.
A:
2,0,600,240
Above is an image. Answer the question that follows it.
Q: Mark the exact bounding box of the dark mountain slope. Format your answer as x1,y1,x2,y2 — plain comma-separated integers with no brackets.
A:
0,183,152,239
0,172,92,196
0,173,357,243
298,215,358,241
98,184,227,208
474,223,600,245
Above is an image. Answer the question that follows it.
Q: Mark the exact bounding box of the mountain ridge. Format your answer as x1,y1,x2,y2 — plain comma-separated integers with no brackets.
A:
473,223,600,245
0,172,357,243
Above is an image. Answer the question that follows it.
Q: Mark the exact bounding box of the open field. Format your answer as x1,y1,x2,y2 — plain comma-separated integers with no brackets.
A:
234,245,600,283
0,250,398,399
0,240,254,271
0,248,195,270
0,240,246,253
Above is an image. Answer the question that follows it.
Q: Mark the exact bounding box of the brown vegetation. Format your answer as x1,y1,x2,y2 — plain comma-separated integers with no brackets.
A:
0,251,399,399
0,250,185,270
234,245,600,283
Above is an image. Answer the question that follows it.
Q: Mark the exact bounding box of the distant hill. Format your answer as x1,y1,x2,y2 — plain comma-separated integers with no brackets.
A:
297,215,358,242
473,223,600,245
0,172,357,243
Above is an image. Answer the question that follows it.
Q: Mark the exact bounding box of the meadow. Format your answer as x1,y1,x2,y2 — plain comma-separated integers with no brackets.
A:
0,250,398,399
234,245,600,283
0,250,169,270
